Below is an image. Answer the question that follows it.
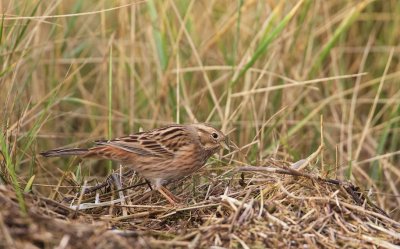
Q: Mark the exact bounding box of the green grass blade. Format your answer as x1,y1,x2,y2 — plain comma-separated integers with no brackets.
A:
10,2,40,59
231,0,304,86
24,175,35,193
0,14,4,45
309,0,374,76
232,0,243,66
370,104,400,181
147,0,168,70
61,0,83,54
108,45,113,173
0,132,27,214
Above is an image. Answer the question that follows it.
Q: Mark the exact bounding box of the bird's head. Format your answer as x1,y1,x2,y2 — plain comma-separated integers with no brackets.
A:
191,123,229,152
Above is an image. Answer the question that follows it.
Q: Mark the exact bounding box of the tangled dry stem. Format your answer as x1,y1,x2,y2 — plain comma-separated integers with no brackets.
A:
0,159,399,248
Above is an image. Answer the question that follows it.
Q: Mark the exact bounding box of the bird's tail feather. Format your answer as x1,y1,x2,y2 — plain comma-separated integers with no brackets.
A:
40,148,89,157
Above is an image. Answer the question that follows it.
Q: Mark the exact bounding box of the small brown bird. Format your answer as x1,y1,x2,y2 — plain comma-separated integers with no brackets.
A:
40,123,229,205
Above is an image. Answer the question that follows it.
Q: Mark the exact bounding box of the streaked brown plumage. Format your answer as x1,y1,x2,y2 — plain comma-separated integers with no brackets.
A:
40,123,228,204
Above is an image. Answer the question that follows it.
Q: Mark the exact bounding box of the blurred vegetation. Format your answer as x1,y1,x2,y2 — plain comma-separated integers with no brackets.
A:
0,0,399,218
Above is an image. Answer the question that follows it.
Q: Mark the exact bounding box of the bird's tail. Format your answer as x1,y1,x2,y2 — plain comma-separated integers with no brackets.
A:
40,148,89,157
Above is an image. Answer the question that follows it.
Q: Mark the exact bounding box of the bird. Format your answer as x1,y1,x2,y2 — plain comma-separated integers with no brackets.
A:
40,123,229,205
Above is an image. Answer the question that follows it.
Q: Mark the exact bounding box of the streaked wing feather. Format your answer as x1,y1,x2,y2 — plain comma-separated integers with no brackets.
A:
94,141,154,156
92,125,192,159
153,127,192,153
94,135,175,158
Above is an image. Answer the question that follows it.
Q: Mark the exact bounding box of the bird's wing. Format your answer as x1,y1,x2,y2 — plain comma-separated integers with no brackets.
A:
93,128,187,158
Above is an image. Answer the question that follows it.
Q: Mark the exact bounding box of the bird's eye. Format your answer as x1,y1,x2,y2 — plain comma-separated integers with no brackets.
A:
211,132,219,139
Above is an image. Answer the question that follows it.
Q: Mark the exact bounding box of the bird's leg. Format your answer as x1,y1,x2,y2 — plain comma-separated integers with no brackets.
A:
157,186,181,205
84,169,134,194
84,175,113,194
145,179,153,190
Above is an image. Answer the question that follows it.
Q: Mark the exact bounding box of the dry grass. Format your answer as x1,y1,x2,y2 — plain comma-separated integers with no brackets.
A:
1,157,399,248
1,0,400,248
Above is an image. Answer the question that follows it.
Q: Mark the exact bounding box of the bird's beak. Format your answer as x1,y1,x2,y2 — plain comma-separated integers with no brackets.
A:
220,137,230,150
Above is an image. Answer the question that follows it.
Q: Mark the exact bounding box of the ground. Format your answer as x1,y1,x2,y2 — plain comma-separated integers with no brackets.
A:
1,158,399,248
